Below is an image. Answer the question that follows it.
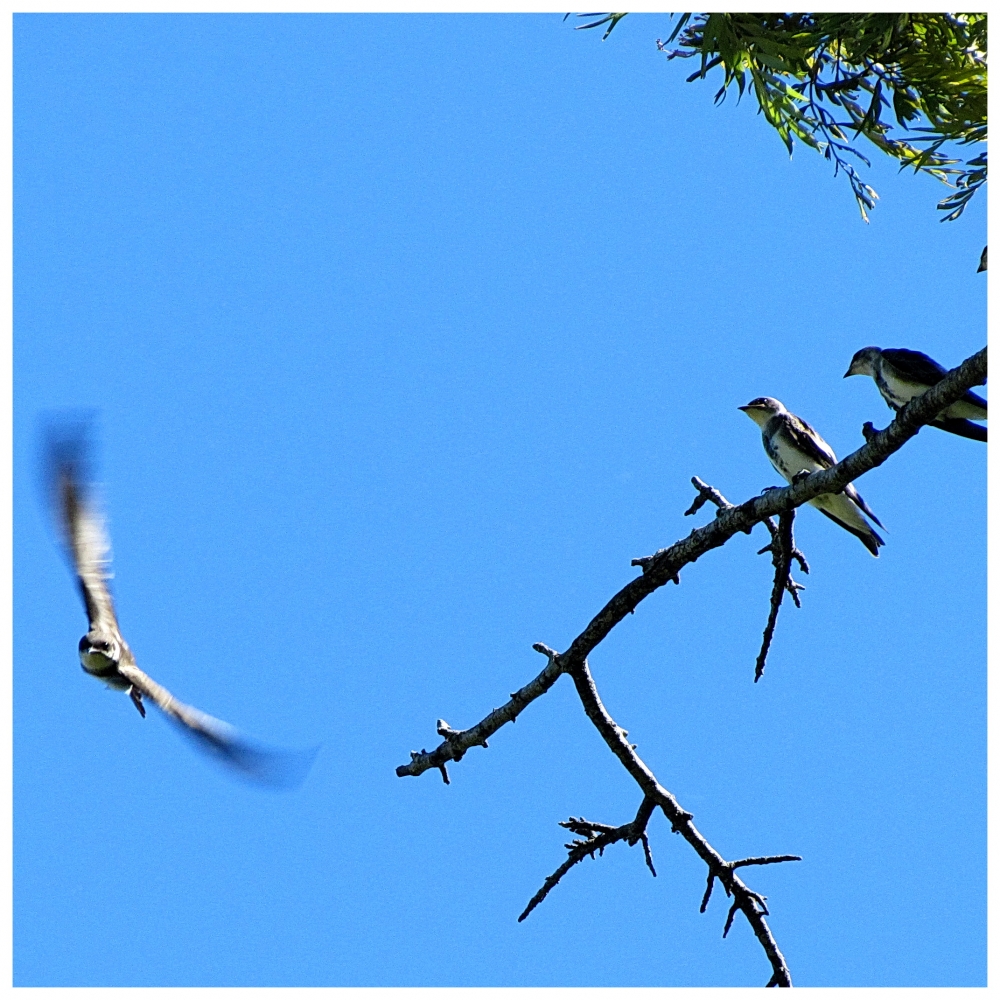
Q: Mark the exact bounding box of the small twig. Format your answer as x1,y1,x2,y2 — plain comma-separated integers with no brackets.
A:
754,509,801,682
519,797,657,922
518,852,581,922
723,900,740,938
682,476,754,536
636,477,739,577
700,871,716,912
639,833,656,876
731,855,803,870
684,475,734,516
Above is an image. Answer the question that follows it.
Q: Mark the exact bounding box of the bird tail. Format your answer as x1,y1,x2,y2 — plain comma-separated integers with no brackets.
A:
815,507,885,557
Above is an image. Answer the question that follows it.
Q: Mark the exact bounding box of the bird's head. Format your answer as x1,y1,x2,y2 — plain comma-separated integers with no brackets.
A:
79,631,120,676
739,397,785,428
844,347,881,379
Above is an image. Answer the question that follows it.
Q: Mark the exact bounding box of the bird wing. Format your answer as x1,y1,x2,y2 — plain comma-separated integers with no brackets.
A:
46,427,121,637
933,417,987,442
815,507,883,557
783,413,837,469
881,349,948,386
843,483,884,529
781,412,884,531
883,349,987,412
117,660,317,788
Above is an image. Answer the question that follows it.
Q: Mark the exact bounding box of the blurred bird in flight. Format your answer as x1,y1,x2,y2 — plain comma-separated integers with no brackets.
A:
43,417,317,788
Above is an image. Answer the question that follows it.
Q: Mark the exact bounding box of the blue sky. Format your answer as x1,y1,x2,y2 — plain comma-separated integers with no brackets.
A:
14,13,986,987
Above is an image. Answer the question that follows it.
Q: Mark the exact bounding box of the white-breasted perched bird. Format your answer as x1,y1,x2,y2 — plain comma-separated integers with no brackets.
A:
844,347,987,443
44,421,316,787
740,397,885,557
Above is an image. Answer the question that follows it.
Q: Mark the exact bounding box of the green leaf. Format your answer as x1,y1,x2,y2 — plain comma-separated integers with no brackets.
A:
647,11,987,221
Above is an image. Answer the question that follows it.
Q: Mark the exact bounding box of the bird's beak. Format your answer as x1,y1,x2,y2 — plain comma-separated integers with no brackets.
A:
843,366,856,378
738,405,752,412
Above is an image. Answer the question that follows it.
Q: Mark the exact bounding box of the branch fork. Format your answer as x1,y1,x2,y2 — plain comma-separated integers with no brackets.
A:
394,348,986,986
519,797,658,922
684,475,734,517
701,854,803,920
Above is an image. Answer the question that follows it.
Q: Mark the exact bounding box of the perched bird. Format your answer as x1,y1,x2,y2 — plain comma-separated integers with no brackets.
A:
740,397,885,557
844,347,987,443
44,420,316,787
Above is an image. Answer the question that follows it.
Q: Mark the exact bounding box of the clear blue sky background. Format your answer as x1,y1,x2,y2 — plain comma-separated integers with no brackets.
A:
14,14,986,988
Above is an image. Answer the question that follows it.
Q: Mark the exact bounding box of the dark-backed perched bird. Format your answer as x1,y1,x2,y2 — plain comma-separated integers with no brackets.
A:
740,397,885,557
844,347,987,442
44,421,316,787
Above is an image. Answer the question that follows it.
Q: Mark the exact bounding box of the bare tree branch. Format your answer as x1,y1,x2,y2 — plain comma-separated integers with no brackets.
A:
564,654,796,985
398,346,985,779
395,645,564,779
515,648,800,982
395,347,986,984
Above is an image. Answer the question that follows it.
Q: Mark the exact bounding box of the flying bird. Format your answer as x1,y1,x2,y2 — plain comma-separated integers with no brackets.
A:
44,420,316,787
740,397,885,557
844,347,987,443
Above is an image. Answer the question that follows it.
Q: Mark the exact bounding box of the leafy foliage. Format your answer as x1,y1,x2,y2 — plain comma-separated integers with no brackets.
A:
569,13,987,222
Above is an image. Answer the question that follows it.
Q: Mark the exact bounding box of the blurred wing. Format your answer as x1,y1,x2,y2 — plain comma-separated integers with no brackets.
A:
45,424,120,636
117,661,317,789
